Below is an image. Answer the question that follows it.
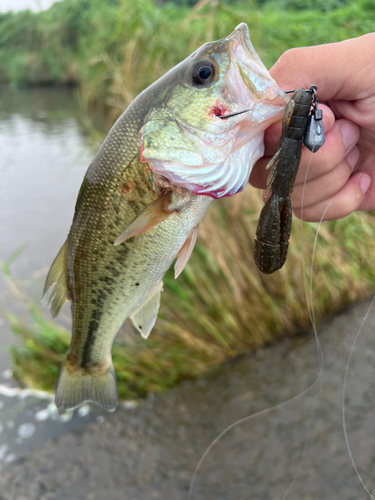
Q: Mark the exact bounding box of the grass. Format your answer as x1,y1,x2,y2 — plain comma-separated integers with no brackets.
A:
2,0,375,398
1,0,374,131
4,192,375,399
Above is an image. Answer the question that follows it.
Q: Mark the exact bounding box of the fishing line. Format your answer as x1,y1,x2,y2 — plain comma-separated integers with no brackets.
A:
279,148,335,500
188,148,327,500
300,149,316,327
303,150,375,499
342,295,375,500
300,146,327,362
188,373,322,500
278,148,330,500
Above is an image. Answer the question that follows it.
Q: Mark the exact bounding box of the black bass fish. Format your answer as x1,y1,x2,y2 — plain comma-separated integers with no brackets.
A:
43,23,285,412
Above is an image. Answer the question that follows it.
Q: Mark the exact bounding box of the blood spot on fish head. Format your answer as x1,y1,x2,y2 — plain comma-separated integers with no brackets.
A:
212,104,227,117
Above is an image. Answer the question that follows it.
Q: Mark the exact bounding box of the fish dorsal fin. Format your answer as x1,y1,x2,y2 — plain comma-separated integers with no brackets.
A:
130,281,163,339
43,240,69,318
174,225,199,279
114,192,173,246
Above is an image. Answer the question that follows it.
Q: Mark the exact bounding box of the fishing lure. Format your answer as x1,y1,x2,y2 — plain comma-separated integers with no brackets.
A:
254,85,325,274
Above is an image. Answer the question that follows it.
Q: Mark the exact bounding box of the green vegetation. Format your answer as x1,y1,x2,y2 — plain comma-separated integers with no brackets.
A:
2,0,375,398
1,0,374,131
5,198,375,399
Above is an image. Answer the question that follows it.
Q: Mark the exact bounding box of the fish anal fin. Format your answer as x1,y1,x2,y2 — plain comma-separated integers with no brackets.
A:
115,192,173,246
130,281,163,339
43,240,69,318
55,355,118,412
174,225,199,279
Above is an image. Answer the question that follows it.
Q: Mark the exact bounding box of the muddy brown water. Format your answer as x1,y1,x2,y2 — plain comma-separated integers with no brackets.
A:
0,86,375,499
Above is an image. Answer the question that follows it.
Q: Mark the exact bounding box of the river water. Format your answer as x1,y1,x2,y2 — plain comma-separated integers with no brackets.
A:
0,86,103,463
1,86,375,499
0,86,92,363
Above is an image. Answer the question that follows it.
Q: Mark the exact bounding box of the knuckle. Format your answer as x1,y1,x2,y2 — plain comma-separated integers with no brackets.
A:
319,151,332,174
361,33,375,51
330,162,351,191
294,204,323,222
290,196,300,211
301,143,338,179
274,46,316,85
314,137,344,176
312,148,333,176
292,207,303,220
343,158,354,179
275,48,305,73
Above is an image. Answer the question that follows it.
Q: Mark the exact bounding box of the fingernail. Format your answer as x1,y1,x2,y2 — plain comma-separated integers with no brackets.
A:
360,175,371,194
346,147,360,171
341,124,358,150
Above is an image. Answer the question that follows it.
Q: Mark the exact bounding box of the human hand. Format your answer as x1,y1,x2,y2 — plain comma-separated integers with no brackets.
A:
250,33,375,222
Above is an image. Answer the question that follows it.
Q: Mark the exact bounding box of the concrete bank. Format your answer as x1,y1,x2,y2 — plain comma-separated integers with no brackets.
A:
1,299,375,500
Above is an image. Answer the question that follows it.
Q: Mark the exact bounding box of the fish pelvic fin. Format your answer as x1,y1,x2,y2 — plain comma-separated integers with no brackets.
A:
55,355,118,412
174,224,199,279
130,280,163,339
114,192,173,246
43,240,69,318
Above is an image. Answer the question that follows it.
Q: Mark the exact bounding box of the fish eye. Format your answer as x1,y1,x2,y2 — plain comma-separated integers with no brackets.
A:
192,60,215,85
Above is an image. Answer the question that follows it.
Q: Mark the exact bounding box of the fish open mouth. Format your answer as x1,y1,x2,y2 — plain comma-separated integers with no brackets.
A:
227,23,286,103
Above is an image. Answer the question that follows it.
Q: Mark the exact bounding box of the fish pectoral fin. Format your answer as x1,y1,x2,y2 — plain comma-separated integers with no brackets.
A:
114,192,173,246
130,281,163,339
42,240,69,318
174,225,199,279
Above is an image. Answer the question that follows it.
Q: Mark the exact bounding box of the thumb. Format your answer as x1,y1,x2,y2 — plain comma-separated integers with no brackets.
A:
270,33,375,102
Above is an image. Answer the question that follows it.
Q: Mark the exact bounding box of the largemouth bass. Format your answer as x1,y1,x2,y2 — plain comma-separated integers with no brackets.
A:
43,23,285,412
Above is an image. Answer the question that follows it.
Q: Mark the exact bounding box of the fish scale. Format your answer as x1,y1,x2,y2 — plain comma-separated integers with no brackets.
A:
43,23,285,411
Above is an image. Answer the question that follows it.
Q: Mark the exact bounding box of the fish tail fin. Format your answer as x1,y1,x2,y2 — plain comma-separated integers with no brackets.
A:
55,356,118,412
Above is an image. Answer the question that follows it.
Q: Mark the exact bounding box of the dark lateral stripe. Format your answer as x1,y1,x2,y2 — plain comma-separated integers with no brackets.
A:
78,233,131,369
81,318,100,368
80,288,106,368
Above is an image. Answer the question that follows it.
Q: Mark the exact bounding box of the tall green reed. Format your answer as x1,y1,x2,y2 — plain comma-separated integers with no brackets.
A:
2,0,375,397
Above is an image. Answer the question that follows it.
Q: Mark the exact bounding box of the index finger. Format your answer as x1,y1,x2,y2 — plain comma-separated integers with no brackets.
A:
270,33,375,102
